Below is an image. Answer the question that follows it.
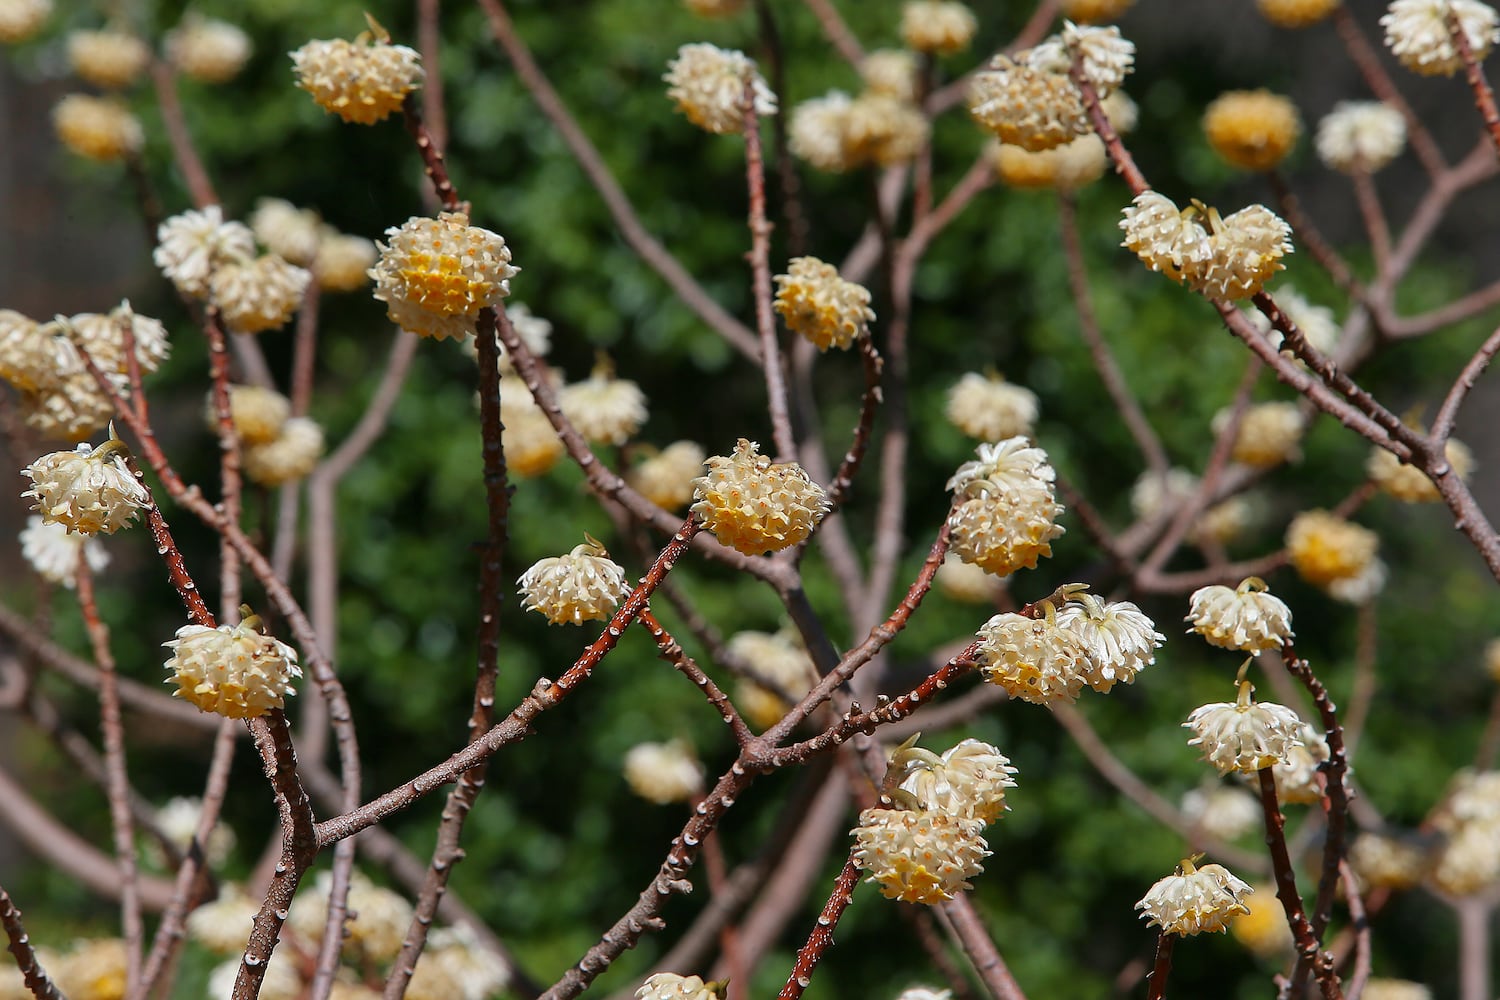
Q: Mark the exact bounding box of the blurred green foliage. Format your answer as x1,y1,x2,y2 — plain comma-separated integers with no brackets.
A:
4,1,1500,998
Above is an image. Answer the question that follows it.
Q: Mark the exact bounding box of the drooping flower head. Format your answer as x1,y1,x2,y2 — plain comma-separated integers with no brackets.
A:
518,538,632,625
663,42,776,135
892,737,1018,823
946,438,1065,575
1382,0,1499,76
1055,593,1164,691
851,807,990,903
163,616,302,719
623,740,705,804
1185,681,1305,775
1316,101,1407,173
1136,858,1255,935
691,439,828,554
975,608,1091,704
23,440,149,535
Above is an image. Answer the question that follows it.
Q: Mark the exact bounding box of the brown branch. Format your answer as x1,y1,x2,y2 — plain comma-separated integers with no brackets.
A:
941,894,1027,1000
1338,862,1372,1000
417,0,449,150
1256,768,1342,1000
0,886,64,1000
1456,898,1493,1000
386,308,512,999
477,0,759,359
799,0,864,66
775,853,862,1000
1432,322,1500,441
401,93,461,213
1350,170,1392,279
150,60,218,208
639,608,753,747
817,333,883,518
753,0,809,258
1387,281,1500,339
1145,930,1174,1000
742,82,797,463
1058,193,1169,477
1267,172,1363,297
1449,6,1500,161
75,565,142,994
1332,5,1446,179
289,279,321,418
1072,68,1147,197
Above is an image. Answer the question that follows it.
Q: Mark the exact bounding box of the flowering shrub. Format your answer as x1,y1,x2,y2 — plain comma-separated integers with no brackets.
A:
3,3,1500,1000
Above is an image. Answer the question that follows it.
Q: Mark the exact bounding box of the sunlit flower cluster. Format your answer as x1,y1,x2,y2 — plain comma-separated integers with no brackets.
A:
946,438,1065,575
663,42,776,135
691,438,829,555
1121,192,1294,300
291,32,424,124
163,618,302,719
518,538,632,625
1136,858,1255,935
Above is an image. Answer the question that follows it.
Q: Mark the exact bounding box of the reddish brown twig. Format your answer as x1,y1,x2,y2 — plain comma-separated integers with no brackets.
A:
1267,173,1363,298
942,894,1028,1000
776,852,862,1000
1338,862,1372,1000
150,60,218,208
753,0,809,258
75,564,142,994
477,0,759,359
1071,67,1147,197
1146,930,1175,1000
1256,767,1342,1000
289,278,322,418
800,0,864,66
233,709,319,1000
0,886,63,1000
401,93,462,213
742,78,798,464
417,0,449,150
1281,646,1352,977
1332,5,1446,179
1449,7,1500,161
385,309,512,998
819,333,884,517
1432,322,1500,442
639,608,753,747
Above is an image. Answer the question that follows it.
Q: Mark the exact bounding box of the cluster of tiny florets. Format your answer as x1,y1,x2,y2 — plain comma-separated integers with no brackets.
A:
1120,192,1294,300
975,609,1091,705
250,198,323,266
500,376,564,478
1428,770,1500,895
899,1,978,54
53,94,143,162
1382,0,1500,76
946,438,1065,576
861,49,920,102
773,256,874,351
945,372,1039,440
623,740,705,804
1181,783,1263,842
789,90,929,172
1317,101,1407,173
67,30,150,89
691,439,829,554
166,15,252,83
851,805,990,904
154,205,257,298
163,619,302,719
663,42,777,136
291,33,425,124
20,515,109,587
635,973,723,1000
894,738,1019,823
1185,680,1305,775
1367,438,1473,503
558,365,648,446
991,133,1108,191
1203,90,1302,171
628,441,707,511
1257,0,1341,28
1186,578,1294,653
210,253,312,334
1136,858,1255,936
242,416,325,486
1220,401,1305,468
370,212,518,341
23,443,149,535
1285,509,1383,602
969,55,1091,152
517,538,632,625
1054,593,1166,692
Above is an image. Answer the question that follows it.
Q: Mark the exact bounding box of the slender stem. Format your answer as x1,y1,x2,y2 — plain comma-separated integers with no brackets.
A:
289,279,321,418
1058,193,1169,477
149,60,218,208
1338,862,1372,1000
1449,7,1500,161
799,0,864,65
775,853,862,1000
816,333,883,517
753,0,808,258
1072,68,1147,196
942,894,1028,1000
1256,768,1342,1000
385,308,511,999
477,0,759,359
639,609,753,747
1332,5,1446,179
1350,171,1391,279
1387,280,1500,339
75,565,141,995
1432,322,1500,442
1456,899,1493,1000
1267,172,1362,297
401,93,461,213
0,886,64,1000
1146,931,1175,1000
417,0,449,149
742,80,797,463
